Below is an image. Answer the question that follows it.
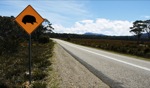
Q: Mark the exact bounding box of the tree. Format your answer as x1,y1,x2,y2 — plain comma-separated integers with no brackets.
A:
42,19,54,33
130,20,144,44
143,20,150,40
31,19,54,41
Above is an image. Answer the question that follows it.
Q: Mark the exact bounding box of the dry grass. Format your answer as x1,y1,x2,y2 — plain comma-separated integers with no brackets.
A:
0,39,54,88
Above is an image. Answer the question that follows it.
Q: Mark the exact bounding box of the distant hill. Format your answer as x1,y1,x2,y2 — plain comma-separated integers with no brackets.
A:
84,32,149,38
141,33,149,38
83,32,106,36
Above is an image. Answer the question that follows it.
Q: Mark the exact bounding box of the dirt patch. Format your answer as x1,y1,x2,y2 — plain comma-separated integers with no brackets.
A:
52,43,109,88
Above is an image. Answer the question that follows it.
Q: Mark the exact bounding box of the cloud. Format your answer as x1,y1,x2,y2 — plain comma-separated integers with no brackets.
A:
53,18,133,36
0,0,89,26
81,20,94,24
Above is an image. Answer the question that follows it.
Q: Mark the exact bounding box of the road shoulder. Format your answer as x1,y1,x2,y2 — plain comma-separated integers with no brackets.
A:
52,43,109,88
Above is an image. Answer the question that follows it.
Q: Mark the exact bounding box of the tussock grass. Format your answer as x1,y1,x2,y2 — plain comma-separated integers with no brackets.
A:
0,39,55,88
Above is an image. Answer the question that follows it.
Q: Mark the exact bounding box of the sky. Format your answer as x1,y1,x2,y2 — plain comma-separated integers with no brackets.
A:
0,0,150,36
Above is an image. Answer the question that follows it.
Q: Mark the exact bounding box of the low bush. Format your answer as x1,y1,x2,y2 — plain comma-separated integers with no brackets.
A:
31,81,47,88
32,69,47,81
66,38,150,59
38,35,49,44
0,40,54,87
0,82,8,88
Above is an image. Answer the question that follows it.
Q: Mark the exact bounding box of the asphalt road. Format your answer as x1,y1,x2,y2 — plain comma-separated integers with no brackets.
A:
52,39,150,88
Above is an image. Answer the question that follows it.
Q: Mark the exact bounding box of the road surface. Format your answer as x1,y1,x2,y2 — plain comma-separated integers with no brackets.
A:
52,39,150,88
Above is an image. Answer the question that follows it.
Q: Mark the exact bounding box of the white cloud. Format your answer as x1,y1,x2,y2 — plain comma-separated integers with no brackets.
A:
81,20,94,24
0,1,89,26
53,18,133,36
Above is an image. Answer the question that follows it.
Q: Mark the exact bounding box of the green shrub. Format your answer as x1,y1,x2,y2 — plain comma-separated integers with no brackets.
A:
32,69,47,81
31,81,47,88
38,60,52,69
66,38,150,58
67,37,71,41
0,82,8,88
144,48,150,54
38,35,49,44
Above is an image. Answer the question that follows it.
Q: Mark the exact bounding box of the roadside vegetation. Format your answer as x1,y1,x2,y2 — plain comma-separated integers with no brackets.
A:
0,16,55,87
63,38,150,59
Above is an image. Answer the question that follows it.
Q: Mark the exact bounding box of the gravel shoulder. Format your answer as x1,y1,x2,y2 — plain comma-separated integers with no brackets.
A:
52,43,109,88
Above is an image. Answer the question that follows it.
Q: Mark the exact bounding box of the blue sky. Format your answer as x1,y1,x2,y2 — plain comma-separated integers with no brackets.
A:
0,0,150,35
88,1,150,21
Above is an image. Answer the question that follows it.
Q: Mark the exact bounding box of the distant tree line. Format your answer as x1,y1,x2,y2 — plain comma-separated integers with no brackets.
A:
48,33,149,41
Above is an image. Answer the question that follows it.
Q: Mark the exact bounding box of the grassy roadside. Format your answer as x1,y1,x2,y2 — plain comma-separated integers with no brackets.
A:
62,38,150,61
46,43,60,88
0,39,56,88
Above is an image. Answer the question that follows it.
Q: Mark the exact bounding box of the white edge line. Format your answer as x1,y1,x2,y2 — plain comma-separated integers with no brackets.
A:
60,40,150,72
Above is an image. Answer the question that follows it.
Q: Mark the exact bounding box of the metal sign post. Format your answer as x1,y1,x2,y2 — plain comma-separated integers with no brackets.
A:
29,34,32,84
15,5,44,84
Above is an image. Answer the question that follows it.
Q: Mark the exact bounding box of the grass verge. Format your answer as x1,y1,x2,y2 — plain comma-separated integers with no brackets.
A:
0,39,57,88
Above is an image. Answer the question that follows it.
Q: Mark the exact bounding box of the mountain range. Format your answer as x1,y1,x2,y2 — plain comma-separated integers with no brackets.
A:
83,32,106,36
84,32,149,38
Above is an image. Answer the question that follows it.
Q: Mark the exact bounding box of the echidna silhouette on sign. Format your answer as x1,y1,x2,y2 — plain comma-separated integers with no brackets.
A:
22,15,37,25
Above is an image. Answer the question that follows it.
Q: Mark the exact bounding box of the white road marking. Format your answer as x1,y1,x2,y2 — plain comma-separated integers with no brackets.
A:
59,40,150,72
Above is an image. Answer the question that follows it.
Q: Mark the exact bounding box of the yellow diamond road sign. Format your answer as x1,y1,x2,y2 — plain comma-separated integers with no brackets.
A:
15,5,44,35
